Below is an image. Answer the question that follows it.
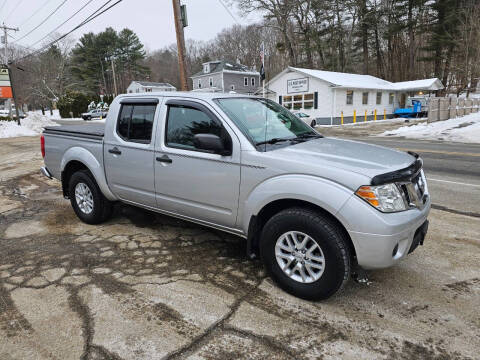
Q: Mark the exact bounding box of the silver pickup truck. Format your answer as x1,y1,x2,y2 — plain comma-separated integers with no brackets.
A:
41,92,430,300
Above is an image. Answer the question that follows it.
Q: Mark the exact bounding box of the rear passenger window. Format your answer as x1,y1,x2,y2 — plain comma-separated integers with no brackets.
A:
166,106,223,150
117,104,156,143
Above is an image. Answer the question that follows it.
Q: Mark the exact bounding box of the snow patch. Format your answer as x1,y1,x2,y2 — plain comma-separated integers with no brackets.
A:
380,112,480,143
0,113,58,139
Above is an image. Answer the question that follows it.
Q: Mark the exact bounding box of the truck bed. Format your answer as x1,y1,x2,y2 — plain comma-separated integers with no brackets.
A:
43,124,105,139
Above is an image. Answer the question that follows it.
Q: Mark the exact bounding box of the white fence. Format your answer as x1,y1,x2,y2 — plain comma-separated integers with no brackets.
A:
428,97,479,123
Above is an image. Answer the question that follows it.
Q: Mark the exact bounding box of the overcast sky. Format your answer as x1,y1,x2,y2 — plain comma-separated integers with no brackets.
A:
0,0,261,52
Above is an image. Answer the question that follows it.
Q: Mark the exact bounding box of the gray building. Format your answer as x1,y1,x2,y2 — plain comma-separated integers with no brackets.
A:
191,60,260,94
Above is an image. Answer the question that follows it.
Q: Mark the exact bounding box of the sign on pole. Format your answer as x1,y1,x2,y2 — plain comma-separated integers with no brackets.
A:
0,66,13,99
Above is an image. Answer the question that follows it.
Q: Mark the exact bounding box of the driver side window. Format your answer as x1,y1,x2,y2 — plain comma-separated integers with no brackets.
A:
165,105,229,151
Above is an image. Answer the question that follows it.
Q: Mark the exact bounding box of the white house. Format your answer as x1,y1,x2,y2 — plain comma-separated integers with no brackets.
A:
127,81,176,93
266,67,444,124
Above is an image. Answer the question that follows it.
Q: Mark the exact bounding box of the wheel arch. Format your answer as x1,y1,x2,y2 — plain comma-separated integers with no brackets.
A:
247,198,356,262
60,147,116,201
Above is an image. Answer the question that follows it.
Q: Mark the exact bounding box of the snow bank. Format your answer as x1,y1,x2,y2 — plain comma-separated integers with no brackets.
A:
0,113,58,139
380,112,480,143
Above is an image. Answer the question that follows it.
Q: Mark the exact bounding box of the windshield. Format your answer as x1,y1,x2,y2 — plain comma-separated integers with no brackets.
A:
215,97,317,148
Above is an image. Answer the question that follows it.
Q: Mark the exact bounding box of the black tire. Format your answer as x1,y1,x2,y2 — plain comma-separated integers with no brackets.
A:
86,116,91,121
68,170,112,225
260,207,351,301
310,119,317,127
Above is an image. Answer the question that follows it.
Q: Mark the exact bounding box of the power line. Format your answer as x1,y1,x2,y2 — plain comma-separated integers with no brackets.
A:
78,0,114,25
30,0,96,48
217,0,240,25
14,0,124,63
4,0,26,22
19,0,55,28
14,0,70,43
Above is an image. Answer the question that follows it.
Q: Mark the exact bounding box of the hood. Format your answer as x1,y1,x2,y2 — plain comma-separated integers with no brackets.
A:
271,137,415,180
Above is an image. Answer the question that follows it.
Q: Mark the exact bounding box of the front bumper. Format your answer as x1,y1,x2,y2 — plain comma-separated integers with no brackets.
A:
337,192,431,269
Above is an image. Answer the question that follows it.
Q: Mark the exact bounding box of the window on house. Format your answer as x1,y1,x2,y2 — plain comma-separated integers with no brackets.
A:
244,77,248,86
251,77,255,87
362,92,369,105
346,90,353,105
230,84,235,91
304,101,314,109
146,88,152,92
203,64,209,73
209,77,213,87
282,93,314,110
389,93,395,104
198,79,201,88
376,92,382,105
117,104,156,143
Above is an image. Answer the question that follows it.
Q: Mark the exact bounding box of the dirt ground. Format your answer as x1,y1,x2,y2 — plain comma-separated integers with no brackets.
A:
0,136,479,360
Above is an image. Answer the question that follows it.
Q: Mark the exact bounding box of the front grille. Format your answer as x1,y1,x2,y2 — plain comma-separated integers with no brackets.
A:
400,170,428,210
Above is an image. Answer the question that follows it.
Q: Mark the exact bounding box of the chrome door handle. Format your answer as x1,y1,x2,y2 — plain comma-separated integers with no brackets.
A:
108,147,121,155
156,155,172,163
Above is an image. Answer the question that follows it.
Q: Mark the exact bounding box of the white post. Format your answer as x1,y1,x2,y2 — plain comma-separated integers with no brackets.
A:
331,88,336,125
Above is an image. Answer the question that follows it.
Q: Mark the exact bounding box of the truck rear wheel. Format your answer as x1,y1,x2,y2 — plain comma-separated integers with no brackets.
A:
260,207,351,300
68,170,112,224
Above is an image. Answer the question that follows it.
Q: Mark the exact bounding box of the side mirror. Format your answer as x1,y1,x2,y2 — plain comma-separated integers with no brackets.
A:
193,134,231,156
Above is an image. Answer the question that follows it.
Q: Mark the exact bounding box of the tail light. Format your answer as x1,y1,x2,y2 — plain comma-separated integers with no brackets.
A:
41,134,45,158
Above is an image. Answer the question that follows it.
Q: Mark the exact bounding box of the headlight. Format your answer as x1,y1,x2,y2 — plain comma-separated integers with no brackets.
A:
355,183,408,213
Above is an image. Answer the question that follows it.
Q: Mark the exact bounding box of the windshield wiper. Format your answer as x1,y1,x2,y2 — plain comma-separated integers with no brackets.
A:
295,133,323,139
255,137,293,146
290,133,323,142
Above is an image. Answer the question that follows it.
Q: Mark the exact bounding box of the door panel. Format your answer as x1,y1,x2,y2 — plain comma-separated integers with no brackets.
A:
154,99,241,228
104,101,158,207
104,144,156,207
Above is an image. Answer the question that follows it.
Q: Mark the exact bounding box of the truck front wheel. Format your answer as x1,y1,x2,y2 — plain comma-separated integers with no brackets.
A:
260,207,351,300
68,170,112,224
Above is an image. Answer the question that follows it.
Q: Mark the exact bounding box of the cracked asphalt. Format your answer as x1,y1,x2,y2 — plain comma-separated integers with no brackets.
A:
0,136,479,360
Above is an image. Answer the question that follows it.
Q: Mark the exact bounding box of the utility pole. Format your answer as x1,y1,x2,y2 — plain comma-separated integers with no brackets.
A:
1,23,20,124
111,58,118,96
172,0,188,91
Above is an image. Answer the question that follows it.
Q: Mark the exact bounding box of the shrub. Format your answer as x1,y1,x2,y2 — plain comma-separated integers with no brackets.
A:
57,91,92,118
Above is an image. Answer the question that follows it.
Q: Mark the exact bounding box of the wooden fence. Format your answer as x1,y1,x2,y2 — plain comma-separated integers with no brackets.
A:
428,97,480,123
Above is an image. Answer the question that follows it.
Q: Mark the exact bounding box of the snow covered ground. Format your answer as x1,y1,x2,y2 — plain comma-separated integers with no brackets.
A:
380,112,480,143
0,113,58,139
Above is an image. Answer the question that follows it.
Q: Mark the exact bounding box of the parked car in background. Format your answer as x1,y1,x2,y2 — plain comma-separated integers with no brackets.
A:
82,108,108,121
0,109,25,119
292,111,316,127
41,92,430,300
